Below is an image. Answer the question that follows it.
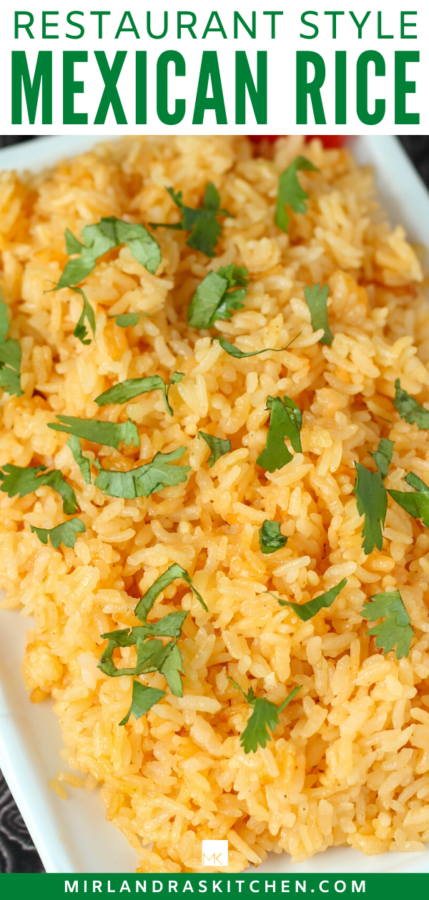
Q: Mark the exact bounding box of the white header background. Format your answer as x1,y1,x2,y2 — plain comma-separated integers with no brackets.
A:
0,0,428,134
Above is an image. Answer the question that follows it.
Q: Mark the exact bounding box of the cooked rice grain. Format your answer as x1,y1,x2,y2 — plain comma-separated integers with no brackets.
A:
1,135,429,872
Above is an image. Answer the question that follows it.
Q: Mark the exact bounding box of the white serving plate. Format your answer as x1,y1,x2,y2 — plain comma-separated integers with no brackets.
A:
0,135,429,875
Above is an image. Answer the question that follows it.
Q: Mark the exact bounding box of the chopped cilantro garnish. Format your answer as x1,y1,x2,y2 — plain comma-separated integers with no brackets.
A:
304,283,333,346
59,217,161,288
229,679,302,753
388,471,429,527
214,333,300,360
0,296,23,397
276,156,319,233
198,432,231,467
53,217,161,345
362,589,414,659
71,287,96,345
393,379,429,430
95,373,185,417
0,464,78,515
150,183,231,258
369,438,394,481
134,562,207,616
259,520,288,554
187,265,248,329
354,459,388,555
48,415,139,450
99,562,206,724
256,395,302,473
30,518,86,549
278,578,347,621
94,447,190,500
108,312,153,328
67,436,92,485
119,681,166,726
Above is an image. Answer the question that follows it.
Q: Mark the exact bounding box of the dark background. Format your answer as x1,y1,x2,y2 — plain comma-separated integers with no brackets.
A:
0,134,428,875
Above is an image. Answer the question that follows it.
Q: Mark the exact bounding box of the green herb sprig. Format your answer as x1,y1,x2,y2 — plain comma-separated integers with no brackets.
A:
229,680,302,753
276,156,319,233
304,283,333,346
354,439,393,555
30,518,86,549
108,312,153,328
67,436,92,484
214,333,300,360
99,563,207,725
150,183,231,258
187,265,248,329
259,520,288,554
198,432,231,467
277,578,347,621
53,217,161,344
95,373,185,417
94,447,190,500
0,296,23,397
0,464,78,515
388,472,429,527
257,395,302,473
48,415,139,451
393,380,429,430
362,589,414,659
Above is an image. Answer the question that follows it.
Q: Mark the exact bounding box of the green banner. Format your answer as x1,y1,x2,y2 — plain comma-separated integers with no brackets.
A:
0,874,428,898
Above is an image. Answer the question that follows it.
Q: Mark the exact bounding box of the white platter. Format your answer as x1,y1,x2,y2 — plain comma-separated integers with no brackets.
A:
0,135,429,875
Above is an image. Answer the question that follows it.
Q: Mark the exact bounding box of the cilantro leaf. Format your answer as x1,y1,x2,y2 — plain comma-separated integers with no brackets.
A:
369,438,394,481
276,156,319,233
119,681,166,726
71,287,96,346
48,415,139,450
141,610,188,639
0,464,48,498
388,471,429,527
58,217,161,290
304,283,333,346
99,611,189,680
230,680,302,753
95,372,185,417
214,333,300,360
354,463,387,555
0,464,78,515
393,379,429,430
0,297,11,341
54,219,161,345
256,395,302,473
38,470,79,515
362,589,414,659
259,520,288,554
99,632,167,679
278,577,347,621
135,562,207,616
198,432,231,467
30,518,86,549
67,435,92,485
157,641,185,697
108,312,153,328
150,183,231,258
94,447,190,500
99,562,205,723
187,265,248,329
0,297,23,397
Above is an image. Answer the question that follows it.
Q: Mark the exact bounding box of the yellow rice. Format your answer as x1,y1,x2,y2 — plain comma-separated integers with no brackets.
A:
1,135,429,872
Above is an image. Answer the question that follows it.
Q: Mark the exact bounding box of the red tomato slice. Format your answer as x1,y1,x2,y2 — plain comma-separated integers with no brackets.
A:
306,135,346,148
248,136,279,143
248,135,347,148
